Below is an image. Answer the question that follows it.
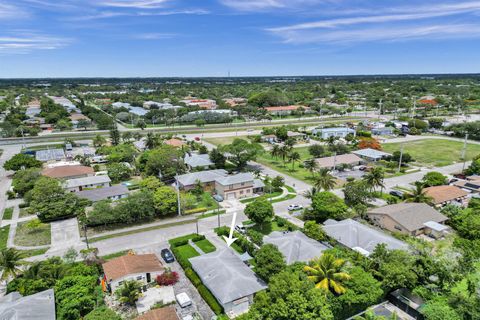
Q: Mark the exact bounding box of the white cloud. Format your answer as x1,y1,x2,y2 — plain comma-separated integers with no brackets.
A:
0,2,29,19
267,1,480,44
219,0,326,11
97,0,171,9
0,32,71,54
133,32,175,39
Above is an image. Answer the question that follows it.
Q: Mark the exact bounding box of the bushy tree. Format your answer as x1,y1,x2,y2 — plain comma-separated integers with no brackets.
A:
422,171,447,187
219,139,263,169
343,180,373,207
12,168,41,196
308,144,325,158
153,186,178,216
137,145,184,179
209,148,226,168
106,163,131,183
84,307,121,320
254,244,287,282
4,154,42,171
303,221,327,241
306,191,348,222
244,198,274,229
138,176,163,191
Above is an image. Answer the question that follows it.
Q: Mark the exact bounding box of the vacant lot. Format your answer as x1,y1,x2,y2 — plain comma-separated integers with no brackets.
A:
204,136,250,146
382,139,480,167
15,221,51,247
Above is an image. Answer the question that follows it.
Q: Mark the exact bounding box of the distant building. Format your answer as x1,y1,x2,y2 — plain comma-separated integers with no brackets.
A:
352,148,392,162
102,254,164,292
224,98,247,107
143,101,182,110
164,138,185,148
371,127,394,136
315,153,363,170
264,105,309,116
180,99,217,110
49,96,79,113
0,289,56,320
35,149,66,162
184,153,214,170
312,127,356,139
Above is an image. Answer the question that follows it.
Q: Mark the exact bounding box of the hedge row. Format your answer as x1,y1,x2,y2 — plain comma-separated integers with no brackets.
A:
169,234,206,248
274,216,298,231
214,226,256,255
185,268,202,287
184,207,207,215
171,247,192,269
197,284,223,315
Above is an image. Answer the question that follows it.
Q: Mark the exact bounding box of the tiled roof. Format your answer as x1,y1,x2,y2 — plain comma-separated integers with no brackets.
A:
42,165,94,178
423,185,469,205
177,169,228,186
264,105,307,112
368,203,448,232
103,254,164,282
136,306,179,320
164,139,185,148
316,153,363,168
76,185,129,202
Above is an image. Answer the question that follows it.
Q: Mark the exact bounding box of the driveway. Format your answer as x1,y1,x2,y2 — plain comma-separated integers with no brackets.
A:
48,218,84,254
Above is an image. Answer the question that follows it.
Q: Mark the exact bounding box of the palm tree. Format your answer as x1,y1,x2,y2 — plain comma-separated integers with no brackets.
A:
279,145,292,166
115,280,142,305
304,158,318,179
303,187,319,199
270,144,280,160
145,132,158,150
288,151,301,170
314,168,336,191
303,253,351,295
326,136,337,147
0,248,24,284
363,167,385,193
92,134,106,148
406,182,433,204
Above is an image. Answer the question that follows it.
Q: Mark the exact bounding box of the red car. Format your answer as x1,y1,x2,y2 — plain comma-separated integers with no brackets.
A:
194,137,200,141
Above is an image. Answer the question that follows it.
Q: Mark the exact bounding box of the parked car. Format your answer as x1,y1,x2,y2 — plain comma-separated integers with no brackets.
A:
160,248,175,263
213,194,224,202
288,204,303,211
235,224,246,234
389,190,404,198
176,292,192,308
194,137,200,141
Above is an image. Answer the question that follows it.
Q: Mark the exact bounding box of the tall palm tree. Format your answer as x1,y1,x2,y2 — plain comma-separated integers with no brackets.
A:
270,144,280,160
326,136,337,147
0,248,24,284
279,145,292,166
145,132,158,150
303,253,351,295
288,151,301,170
304,158,318,179
303,187,319,199
314,168,336,191
406,182,433,204
363,167,385,193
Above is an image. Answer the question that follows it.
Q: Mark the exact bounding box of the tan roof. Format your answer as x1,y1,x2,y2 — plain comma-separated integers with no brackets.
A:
424,185,468,205
264,105,308,112
316,153,363,168
41,165,94,178
103,254,164,282
136,306,179,320
69,113,89,121
164,138,185,148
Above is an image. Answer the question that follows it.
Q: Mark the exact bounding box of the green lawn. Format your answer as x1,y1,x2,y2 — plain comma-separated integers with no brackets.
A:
101,250,130,261
256,146,316,183
0,226,10,250
194,239,216,253
20,248,49,258
382,139,480,167
240,190,283,204
249,221,288,235
23,144,65,151
175,244,200,259
2,207,13,220
204,136,250,146
15,221,51,247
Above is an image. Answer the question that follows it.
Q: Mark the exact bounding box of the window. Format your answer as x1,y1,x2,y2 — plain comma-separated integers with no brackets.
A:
246,189,250,193
136,276,143,280
240,190,244,195
241,182,245,186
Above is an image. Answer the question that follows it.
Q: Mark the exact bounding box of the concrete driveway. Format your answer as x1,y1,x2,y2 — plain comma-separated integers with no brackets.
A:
49,218,82,250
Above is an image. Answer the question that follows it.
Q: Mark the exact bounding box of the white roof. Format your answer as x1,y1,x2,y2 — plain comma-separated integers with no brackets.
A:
190,249,267,304
177,169,228,186
216,172,254,186
323,219,409,255
352,148,392,160
0,289,56,320
65,175,111,188
423,221,449,232
184,153,213,168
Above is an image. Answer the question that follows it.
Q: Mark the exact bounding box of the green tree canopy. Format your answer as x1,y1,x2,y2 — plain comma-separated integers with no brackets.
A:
254,244,287,282
306,191,348,223
244,198,274,228
153,186,178,216
4,153,42,171
219,139,263,170
422,171,447,187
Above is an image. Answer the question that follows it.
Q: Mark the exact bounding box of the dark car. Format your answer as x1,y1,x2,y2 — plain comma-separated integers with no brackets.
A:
161,248,175,263
389,190,404,198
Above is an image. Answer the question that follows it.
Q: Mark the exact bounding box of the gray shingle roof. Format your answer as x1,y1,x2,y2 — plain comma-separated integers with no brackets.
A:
352,148,392,160
65,175,111,189
253,179,265,189
176,169,228,187
368,203,448,232
323,219,409,255
189,249,267,304
35,149,65,161
215,173,254,186
76,185,129,202
184,153,213,168
0,289,56,320
263,231,328,264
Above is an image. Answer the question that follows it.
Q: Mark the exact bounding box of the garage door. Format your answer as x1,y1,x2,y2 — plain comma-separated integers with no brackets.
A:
231,299,249,316
226,193,236,200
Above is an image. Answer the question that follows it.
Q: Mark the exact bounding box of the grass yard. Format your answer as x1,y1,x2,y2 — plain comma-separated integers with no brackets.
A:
2,207,13,220
249,221,288,235
20,248,49,258
0,226,10,250
101,250,130,261
14,221,51,247
194,239,216,253
204,136,250,146
175,244,200,260
256,146,316,183
240,190,283,204
24,144,65,152
382,139,480,167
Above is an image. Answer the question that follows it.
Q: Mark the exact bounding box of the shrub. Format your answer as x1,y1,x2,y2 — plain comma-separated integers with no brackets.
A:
246,229,263,246
156,271,179,286
197,284,223,315
192,234,206,242
215,226,229,237
170,239,189,248
185,268,202,287
171,247,191,269
18,202,28,209
184,207,207,215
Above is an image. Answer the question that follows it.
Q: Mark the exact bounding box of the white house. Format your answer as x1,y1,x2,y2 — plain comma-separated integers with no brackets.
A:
64,175,111,192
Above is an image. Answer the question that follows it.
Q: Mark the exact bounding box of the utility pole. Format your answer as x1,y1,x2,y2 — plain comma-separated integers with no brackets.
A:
398,144,404,172
462,133,469,172
333,152,337,171
175,171,182,217
378,99,382,121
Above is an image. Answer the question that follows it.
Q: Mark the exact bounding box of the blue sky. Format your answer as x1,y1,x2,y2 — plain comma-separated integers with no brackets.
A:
0,0,480,77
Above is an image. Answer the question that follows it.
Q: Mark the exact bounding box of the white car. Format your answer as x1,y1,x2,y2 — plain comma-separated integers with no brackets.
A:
235,225,246,234
287,204,303,211
176,292,192,308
